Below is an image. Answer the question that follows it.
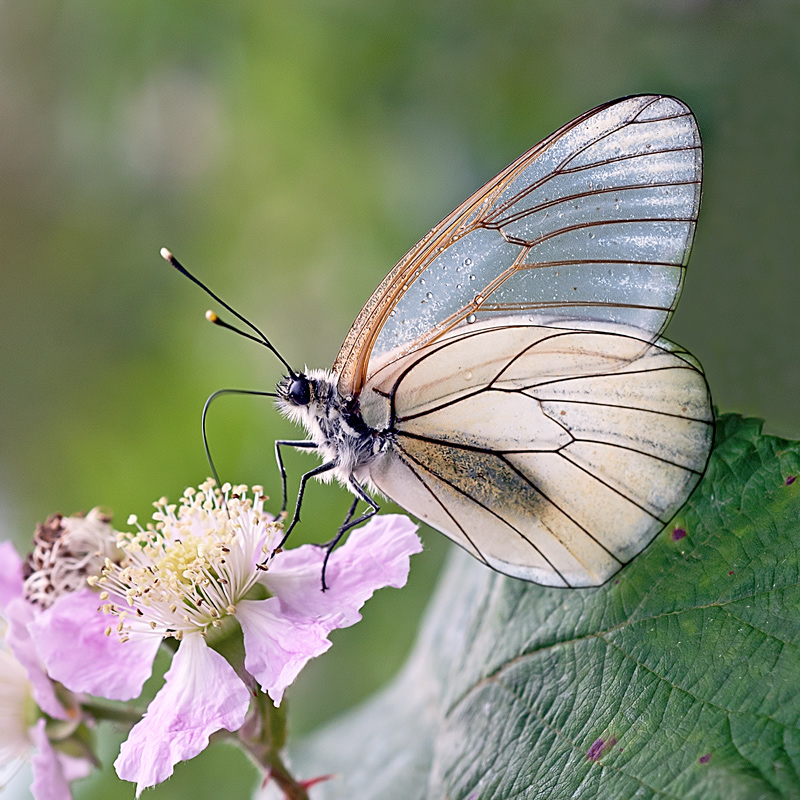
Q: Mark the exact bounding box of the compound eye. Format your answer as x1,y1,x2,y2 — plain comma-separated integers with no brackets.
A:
287,377,311,406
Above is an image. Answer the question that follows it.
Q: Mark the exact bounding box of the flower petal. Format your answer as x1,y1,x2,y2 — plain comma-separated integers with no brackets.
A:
5,598,66,721
237,599,332,706
0,541,24,612
30,718,92,800
239,515,421,705
29,588,160,701
263,514,421,629
114,634,250,796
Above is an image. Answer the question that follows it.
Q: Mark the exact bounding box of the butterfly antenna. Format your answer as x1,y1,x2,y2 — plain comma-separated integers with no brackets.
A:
204,310,279,350
161,248,296,378
202,388,279,496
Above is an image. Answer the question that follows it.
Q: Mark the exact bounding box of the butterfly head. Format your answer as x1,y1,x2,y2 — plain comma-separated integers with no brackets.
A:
277,369,337,407
282,374,312,407
276,372,315,431
276,369,349,459
277,368,337,417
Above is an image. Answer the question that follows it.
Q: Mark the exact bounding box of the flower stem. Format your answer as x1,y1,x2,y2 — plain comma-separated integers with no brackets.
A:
265,758,311,800
237,689,310,800
79,698,145,726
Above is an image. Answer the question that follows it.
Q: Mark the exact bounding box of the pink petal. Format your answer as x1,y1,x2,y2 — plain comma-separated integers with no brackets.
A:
238,515,421,704
30,588,160,701
0,541,24,611
114,634,250,796
263,514,421,629
237,599,332,706
5,598,66,721
55,752,93,785
30,718,92,800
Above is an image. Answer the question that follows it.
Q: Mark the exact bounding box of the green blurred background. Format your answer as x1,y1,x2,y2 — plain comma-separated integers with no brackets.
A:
1,1,798,797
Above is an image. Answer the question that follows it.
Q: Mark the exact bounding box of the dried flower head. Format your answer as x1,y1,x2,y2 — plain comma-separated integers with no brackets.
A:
23,509,121,609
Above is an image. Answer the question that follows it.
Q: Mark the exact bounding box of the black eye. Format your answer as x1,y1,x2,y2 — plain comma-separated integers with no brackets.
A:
287,377,311,406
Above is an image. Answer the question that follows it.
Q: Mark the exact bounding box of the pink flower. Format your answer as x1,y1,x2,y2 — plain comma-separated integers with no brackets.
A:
29,481,421,796
0,543,93,800
0,540,66,723
10,510,161,704
29,719,92,800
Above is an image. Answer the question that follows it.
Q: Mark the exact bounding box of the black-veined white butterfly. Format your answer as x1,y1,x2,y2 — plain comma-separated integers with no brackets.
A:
165,94,713,590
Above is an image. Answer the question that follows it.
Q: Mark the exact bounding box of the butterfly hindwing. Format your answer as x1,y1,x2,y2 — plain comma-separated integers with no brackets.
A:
362,321,712,587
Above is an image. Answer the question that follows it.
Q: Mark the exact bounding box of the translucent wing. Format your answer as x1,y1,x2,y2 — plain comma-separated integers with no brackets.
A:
361,322,713,587
334,95,702,397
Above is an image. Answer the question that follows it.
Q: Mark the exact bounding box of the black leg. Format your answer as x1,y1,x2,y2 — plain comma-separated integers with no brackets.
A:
271,460,337,556
314,494,359,549
320,478,380,591
274,439,318,515
343,492,360,525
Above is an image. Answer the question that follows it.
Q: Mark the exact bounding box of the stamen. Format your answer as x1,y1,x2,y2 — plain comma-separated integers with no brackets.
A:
99,481,281,641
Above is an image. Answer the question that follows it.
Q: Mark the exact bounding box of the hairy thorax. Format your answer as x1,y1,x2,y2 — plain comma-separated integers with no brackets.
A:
276,369,392,485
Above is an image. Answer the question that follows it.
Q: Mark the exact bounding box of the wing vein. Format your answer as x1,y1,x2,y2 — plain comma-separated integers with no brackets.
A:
381,447,490,567
394,439,572,586
531,396,713,425
561,437,705,474
503,216,696,249
561,145,701,176
486,180,701,228
516,258,686,271
518,363,703,391
496,453,625,564
556,450,668,524
395,430,560,457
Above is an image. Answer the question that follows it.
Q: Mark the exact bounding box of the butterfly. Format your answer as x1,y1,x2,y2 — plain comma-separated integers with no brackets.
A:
166,94,713,590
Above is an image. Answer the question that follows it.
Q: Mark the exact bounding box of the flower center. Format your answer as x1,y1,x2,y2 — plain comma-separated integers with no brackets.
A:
93,481,281,641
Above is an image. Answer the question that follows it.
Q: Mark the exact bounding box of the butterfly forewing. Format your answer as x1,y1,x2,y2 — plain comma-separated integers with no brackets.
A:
334,95,701,398
325,94,712,588
360,322,713,587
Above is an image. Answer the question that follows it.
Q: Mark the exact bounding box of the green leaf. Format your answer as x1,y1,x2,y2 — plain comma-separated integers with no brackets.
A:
286,414,800,800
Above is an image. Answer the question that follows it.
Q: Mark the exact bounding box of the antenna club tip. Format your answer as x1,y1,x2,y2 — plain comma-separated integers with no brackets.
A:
205,310,219,323
160,247,174,262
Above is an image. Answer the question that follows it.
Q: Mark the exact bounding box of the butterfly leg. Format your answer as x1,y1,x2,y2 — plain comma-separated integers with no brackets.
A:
312,495,361,550
274,439,319,516
313,494,359,549
271,460,337,557
319,478,380,591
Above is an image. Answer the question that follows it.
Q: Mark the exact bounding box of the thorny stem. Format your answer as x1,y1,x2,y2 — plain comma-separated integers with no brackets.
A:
235,689,310,800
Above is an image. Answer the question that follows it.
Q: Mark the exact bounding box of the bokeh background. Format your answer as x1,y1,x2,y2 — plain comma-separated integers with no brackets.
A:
2,1,798,797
